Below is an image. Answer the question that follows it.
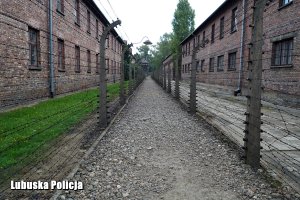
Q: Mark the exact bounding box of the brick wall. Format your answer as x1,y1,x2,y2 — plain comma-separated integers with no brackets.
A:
261,0,300,105
180,0,299,107
0,0,123,109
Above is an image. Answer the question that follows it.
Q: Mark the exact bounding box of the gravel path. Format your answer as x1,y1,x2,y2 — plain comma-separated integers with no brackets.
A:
63,77,298,200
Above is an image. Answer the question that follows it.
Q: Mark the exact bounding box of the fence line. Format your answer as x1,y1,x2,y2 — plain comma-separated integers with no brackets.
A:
152,0,300,192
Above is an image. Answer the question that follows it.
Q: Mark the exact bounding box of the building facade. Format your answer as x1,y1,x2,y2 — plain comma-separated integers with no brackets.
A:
181,0,299,106
162,54,174,90
0,0,124,109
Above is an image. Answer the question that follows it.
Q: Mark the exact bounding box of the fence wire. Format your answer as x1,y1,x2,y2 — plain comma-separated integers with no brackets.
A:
152,0,300,192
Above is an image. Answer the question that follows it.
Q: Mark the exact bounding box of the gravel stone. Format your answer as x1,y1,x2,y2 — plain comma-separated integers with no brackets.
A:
65,78,299,199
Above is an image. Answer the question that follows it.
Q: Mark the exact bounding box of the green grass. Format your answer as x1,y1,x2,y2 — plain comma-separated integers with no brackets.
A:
0,81,128,171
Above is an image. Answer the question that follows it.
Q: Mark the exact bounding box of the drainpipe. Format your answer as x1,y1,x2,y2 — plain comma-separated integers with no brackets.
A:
235,0,247,96
49,0,55,97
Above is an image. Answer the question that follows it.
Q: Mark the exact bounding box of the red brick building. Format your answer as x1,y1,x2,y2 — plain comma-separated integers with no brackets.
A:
180,0,299,107
162,54,174,88
0,0,124,109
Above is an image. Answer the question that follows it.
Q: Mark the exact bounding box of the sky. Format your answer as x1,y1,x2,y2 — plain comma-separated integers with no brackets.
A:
94,0,226,53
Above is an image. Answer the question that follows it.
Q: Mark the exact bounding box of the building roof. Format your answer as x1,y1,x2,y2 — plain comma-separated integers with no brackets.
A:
180,0,234,45
87,0,124,44
162,53,173,64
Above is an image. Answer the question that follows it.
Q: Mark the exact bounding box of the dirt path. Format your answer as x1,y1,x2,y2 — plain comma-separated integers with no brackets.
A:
61,77,297,200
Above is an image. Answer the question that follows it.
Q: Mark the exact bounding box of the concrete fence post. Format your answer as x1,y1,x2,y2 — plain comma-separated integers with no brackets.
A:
175,56,180,100
160,66,163,87
128,64,133,95
243,0,266,171
120,44,126,106
163,66,167,90
167,65,171,93
99,20,121,129
189,44,199,114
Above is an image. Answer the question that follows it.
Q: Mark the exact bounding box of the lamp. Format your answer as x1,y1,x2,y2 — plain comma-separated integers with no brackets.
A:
143,39,152,45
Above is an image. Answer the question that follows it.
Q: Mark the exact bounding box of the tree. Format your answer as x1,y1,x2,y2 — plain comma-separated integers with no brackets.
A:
136,0,195,73
137,45,150,59
124,46,132,81
171,0,195,79
172,0,195,47
150,32,173,70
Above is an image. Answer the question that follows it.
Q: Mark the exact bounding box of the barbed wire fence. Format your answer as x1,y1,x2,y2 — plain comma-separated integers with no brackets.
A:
0,0,146,198
152,0,300,193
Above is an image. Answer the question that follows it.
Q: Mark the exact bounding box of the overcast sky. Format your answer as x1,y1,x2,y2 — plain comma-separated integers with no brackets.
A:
94,0,226,53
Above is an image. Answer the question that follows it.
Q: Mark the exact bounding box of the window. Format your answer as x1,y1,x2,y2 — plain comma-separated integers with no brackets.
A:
202,31,206,46
220,17,224,39
209,57,214,72
185,44,187,56
57,39,65,71
96,19,99,39
197,35,200,45
75,45,80,72
188,42,190,55
211,24,215,44
87,50,91,73
28,27,40,68
272,38,293,66
116,62,119,74
217,55,224,71
57,0,64,14
228,52,237,70
110,35,113,50
280,0,293,7
87,10,91,33
111,60,114,74
75,0,80,25
200,59,205,72
106,59,109,74
96,53,99,73
196,61,200,72
105,34,109,49
117,61,119,74
231,7,238,33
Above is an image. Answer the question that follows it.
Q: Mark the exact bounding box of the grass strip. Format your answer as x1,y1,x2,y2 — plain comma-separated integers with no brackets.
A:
0,81,128,170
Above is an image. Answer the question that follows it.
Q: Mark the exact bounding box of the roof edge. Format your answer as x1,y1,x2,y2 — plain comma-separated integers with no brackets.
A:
180,0,230,45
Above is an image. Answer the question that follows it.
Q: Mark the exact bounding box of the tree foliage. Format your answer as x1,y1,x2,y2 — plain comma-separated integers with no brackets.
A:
172,0,195,42
172,0,195,55
135,0,195,71
137,45,150,59
150,33,173,70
